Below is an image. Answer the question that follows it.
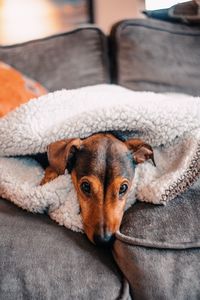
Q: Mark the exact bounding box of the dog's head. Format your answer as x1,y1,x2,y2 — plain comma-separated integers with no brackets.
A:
47,134,155,246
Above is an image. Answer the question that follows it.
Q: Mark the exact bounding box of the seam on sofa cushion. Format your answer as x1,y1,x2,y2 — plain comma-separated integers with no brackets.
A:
116,231,200,250
114,20,200,36
111,19,200,39
0,26,107,49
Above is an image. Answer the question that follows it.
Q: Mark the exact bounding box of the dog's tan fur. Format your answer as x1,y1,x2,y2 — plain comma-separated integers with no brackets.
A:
41,133,155,245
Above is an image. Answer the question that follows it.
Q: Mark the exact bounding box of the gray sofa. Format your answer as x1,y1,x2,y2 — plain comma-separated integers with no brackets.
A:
0,19,200,300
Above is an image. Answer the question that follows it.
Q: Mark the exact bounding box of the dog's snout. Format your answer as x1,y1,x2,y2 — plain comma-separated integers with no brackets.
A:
93,232,115,247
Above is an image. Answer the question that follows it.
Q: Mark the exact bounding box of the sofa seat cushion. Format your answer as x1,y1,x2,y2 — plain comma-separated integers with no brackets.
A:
111,19,200,96
0,27,110,91
113,180,200,300
0,198,128,300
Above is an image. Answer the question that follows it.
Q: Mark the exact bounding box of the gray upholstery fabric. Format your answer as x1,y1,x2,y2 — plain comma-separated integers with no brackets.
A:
1,20,200,300
113,180,200,300
0,27,110,91
0,28,131,300
0,198,126,300
111,20,200,298
111,19,200,96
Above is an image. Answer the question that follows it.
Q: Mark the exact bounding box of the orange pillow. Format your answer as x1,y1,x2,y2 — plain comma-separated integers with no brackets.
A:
0,62,48,117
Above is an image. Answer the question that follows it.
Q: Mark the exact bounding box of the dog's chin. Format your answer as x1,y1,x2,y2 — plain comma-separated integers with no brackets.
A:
88,237,96,245
85,233,96,245
83,225,94,244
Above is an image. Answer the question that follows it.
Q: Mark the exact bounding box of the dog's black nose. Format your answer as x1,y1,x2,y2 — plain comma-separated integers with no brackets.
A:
93,233,115,247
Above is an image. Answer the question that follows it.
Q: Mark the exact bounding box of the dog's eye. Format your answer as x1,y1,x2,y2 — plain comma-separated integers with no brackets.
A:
81,182,91,194
119,183,128,195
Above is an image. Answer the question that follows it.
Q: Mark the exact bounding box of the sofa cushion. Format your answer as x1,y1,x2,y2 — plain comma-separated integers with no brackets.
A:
0,198,130,300
113,180,200,299
111,19,200,95
0,27,110,91
0,61,47,117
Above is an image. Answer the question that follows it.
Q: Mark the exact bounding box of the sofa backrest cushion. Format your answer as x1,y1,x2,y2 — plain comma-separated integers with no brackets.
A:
0,27,110,91
111,19,200,96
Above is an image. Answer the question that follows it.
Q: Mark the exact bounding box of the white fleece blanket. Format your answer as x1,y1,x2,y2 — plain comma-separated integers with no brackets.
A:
0,84,200,232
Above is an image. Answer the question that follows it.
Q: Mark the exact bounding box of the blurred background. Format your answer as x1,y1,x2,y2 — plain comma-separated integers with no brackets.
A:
0,0,189,45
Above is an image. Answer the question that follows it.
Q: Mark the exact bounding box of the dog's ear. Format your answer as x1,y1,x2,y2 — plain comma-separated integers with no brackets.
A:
125,138,156,166
47,138,82,174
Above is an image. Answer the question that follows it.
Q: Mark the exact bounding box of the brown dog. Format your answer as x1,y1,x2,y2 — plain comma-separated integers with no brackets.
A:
40,133,155,246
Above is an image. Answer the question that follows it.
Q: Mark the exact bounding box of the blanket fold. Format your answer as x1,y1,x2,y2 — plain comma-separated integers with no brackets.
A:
0,84,200,232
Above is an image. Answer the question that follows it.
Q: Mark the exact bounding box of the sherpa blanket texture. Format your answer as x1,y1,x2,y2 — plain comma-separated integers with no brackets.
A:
0,84,200,232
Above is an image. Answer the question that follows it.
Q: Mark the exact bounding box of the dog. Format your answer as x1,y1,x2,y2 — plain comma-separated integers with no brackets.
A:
40,133,155,246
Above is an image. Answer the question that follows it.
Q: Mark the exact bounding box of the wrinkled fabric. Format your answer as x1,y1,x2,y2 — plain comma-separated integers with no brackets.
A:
0,84,200,232
113,179,200,300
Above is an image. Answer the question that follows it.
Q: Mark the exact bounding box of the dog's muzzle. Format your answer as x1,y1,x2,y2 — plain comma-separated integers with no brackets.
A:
93,232,116,247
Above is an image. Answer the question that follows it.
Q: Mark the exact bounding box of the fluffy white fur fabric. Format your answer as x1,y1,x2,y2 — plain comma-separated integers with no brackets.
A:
0,84,200,232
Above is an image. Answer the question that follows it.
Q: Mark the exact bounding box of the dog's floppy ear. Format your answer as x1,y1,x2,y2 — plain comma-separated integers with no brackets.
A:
125,138,156,166
47,138,82,174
